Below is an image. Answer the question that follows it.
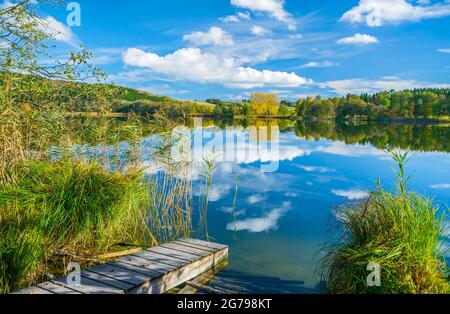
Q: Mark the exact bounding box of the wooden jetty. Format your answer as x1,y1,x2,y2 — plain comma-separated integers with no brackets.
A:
14,238,228,295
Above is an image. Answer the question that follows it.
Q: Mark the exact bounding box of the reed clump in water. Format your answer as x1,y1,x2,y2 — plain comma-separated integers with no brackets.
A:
321,150,449,294
0,113,213,294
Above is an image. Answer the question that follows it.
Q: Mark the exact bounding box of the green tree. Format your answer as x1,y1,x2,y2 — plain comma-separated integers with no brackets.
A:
296,99,307,117
279,104,291,116
374,92,391,108
421,92,438,118
0,0,109,182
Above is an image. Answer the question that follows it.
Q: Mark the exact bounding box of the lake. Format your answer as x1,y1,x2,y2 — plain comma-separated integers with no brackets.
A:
147,119,449,293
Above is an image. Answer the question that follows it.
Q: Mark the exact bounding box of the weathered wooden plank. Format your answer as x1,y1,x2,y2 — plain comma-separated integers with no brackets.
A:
132,250,187,267
52,277,124,294
132,246,229,294
161,243,212,257
12,239,229,295
173,240,217,253
12,286,55,295
96,248,142,260
179,238,228,251
109,260,161,278
117,255,175,274
82,270,134,291
37,282,81,294
88,263,150,286
147,246,200,262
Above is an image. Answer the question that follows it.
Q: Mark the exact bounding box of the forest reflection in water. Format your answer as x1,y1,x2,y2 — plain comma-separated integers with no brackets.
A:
180,118,449,291
185,118,450,153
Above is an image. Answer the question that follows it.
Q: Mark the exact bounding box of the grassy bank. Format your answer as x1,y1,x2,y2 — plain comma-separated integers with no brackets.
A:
321,151,449,294
0,160,152,294
64,112,128,118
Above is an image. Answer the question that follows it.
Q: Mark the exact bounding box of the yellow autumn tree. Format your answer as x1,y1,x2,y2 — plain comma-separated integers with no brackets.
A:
249,92,280,116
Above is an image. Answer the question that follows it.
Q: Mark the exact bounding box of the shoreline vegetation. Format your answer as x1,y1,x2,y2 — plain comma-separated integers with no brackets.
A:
109,89,450,123
66,111,450,124
43,76,449,123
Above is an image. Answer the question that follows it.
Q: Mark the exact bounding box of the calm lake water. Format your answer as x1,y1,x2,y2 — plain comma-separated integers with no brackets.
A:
163,120,450,293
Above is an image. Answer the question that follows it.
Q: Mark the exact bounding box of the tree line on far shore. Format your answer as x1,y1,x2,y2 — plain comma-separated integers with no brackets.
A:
295,89,450,120
204,89,450,120
9,72,448,121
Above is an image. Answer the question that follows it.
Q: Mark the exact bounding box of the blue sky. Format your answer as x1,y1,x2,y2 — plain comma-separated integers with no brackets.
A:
35,0,450,100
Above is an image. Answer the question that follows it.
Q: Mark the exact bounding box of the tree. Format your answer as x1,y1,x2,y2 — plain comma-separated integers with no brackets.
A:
242,102,250,116
292,89,449,121
279,104,291,116
296,99,307,117
433,94,446,118
421,92,438,118
249,92,280,116
0,0,109,182
374,92,391,108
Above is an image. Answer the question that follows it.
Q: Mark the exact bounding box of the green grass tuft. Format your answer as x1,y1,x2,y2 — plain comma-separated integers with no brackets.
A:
321,150,449,294
0,160,150,294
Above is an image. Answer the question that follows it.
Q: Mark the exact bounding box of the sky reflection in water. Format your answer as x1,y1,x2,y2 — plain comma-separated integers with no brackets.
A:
145,121,450,291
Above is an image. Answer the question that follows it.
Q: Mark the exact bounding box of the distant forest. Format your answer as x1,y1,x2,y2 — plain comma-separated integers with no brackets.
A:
112,87,450,121
206,88,450,121
5,73,448,121
295,88,450,120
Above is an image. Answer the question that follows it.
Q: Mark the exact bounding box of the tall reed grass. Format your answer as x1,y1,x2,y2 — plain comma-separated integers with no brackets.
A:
321,151,449,294
0,160,151,293
0,113,215,294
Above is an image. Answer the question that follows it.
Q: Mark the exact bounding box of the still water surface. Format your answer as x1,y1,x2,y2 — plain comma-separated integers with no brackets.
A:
167,120,450,293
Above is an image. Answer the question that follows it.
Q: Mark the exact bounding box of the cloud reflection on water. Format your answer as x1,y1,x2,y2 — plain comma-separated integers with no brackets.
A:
227,202,292,233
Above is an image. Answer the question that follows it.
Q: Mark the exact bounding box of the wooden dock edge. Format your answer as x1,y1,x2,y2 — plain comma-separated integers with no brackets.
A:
12,239,229,295
133,246,228,294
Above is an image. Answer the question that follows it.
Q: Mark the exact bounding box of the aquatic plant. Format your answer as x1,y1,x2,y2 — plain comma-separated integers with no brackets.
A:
321,150,449,294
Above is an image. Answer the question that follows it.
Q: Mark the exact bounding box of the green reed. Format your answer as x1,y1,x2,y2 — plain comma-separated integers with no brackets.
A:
0,160,149,293
0,109,212,294
321,150,449,294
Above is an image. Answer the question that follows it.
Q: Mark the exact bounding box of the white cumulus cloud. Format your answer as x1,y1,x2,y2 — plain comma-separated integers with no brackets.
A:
40,16,76,44
0,1,76,45
231,0,297,30
250,25,271,36
321,77,450,95
122,47,311,89
315,141,388,158
247,194,268,204
299,61,338,68
220,12,251,23
227,201,291,233
183,27,234,47
298,165,335,173
337,33,379,45
430,184,450,189
341,0,450,27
